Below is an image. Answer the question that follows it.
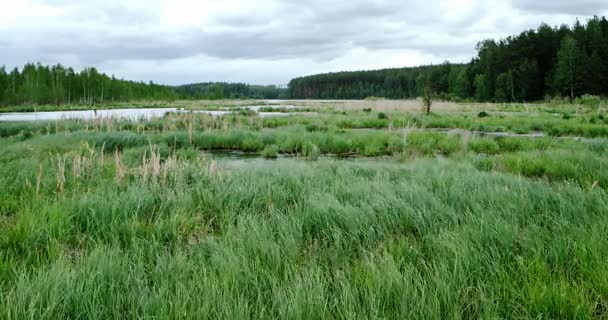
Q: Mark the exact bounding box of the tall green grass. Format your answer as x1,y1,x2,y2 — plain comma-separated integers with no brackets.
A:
1,151,607,318
1,108,607,318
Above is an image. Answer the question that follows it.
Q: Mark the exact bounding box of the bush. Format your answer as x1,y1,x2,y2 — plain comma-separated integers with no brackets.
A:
477,111,490,118
261,145,279,159
19,130,33,141
575,94,602,108
544,94,570,105
377,112,388,120
362,108,372,112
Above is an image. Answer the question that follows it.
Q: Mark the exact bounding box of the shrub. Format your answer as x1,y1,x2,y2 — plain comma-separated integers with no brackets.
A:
477,111,490,118
377,112,388,120
19,130,33,141
575,94,602,109
544,94,570,105
261,145,279,159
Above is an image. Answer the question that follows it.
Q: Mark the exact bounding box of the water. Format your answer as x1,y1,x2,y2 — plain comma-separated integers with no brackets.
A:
0,106,303,122
0,108,179,122
263,99,354,103
236,105,300,112
205,150,395,169
348,128,547,138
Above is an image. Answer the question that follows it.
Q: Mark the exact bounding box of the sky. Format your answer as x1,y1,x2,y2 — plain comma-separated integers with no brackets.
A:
1,0,607,85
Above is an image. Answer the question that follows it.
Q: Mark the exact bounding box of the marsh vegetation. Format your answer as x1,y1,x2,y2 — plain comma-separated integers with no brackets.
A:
1,99,607,319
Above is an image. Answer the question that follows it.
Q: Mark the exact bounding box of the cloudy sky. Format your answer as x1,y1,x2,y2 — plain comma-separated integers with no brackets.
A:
1,0,607,85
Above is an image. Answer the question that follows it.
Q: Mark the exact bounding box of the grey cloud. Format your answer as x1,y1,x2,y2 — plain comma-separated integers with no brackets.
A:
33,0,160,25
195,0,489,60
509,0,608,15
10,0,495,65
4,0,604,84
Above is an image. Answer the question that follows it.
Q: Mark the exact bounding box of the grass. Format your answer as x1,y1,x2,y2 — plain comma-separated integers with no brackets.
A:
261,144,279,159
1,101,608,318
475,149,608,189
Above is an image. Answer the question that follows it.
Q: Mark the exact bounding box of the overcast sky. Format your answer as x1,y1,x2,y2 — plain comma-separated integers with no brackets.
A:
1,0,607,85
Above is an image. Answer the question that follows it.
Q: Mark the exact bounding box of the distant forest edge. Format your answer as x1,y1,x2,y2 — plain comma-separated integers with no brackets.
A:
288,16,608,102
1,16,607,106
0,66,287,106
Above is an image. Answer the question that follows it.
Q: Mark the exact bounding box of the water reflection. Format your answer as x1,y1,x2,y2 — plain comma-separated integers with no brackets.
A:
0,106,305,122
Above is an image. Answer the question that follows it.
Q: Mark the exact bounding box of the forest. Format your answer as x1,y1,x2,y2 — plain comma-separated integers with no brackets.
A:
288,16,608,102
175,83,287,100
0,64,178,106
0,65,287,106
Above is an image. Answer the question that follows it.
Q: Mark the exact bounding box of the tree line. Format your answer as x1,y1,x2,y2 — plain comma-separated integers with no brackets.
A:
288,16,608,102
175,83,287,100
0,63,178,106
0,64,288,106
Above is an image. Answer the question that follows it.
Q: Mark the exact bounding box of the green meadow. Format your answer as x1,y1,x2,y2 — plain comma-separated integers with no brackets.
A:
1,100,607,319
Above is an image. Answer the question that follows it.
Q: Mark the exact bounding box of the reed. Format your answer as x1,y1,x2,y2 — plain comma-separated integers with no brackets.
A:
1,101,607,319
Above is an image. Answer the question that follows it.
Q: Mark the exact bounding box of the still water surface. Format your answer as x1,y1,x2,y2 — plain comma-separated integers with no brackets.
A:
0,106,301,122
